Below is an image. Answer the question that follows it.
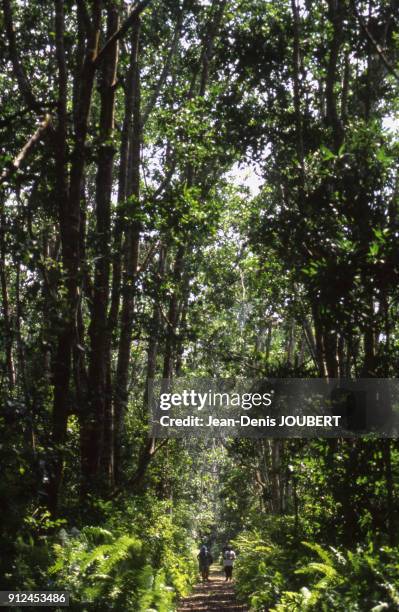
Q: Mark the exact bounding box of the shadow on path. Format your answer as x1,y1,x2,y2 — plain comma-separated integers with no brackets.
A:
177,567,248,611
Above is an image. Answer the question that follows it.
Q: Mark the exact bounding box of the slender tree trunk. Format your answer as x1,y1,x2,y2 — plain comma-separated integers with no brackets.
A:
114,18,142,483
337,334,345,377
270,439,281,514
382,439,395,545
363,326,375,376
326,0,344,151
145,247,166,396
0,212,15,389
83,3,119,493
286,321,295,367
162,245,185,381
291,0,305,184
324,329,338,378
104,19,139,490
50,0,101,513
15,263,35,450
48,0,72,514
311,302,327,377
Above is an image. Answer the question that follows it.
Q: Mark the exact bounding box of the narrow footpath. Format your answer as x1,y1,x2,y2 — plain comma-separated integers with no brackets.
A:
177,567,248,611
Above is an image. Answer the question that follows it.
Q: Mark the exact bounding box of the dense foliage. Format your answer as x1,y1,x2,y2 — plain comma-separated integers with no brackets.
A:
1,0,399,609
6,496,197,609
234,529,399,611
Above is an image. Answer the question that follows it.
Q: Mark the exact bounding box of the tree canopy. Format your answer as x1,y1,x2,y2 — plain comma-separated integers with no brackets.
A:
1,0,399,609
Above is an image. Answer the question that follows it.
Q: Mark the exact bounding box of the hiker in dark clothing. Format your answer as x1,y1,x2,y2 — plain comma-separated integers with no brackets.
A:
223,545,236,581
198,545,213,581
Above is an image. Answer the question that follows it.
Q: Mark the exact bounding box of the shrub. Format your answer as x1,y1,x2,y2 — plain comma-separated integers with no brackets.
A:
233,526,399,612
49,516,197,611
271,543,399,611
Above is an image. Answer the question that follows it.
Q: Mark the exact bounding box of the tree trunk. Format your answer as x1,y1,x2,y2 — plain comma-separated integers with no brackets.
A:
0,212,15,389
326,0,344,151
113,18,142,483
382,439,395,545
49,1,102,514
83,3,119,494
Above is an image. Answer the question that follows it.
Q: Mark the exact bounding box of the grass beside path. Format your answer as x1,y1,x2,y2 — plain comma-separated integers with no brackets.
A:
177,566,248,611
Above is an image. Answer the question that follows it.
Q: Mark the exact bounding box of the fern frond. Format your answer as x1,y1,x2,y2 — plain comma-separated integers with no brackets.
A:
296,562,338,579
302,542,334,565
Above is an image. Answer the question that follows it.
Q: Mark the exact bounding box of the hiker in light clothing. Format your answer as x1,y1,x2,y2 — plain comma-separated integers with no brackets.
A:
223,545,236,581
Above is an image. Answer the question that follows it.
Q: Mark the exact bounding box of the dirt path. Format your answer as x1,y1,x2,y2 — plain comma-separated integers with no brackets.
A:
177,567,248,611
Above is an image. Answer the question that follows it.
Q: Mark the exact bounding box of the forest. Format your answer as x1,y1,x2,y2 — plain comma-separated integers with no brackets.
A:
1,0,399,609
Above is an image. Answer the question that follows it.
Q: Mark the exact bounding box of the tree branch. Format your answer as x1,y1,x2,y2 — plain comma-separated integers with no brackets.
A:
108,437,168,499
141,4,185,126
352,0,399,83
76,0,92,37
2,0,42,112
93,0,152,68
0,115,52,186
137,240,160,274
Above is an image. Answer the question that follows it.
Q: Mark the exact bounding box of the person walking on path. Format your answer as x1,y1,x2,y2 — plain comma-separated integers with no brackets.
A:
198,544,213,581
223,544,236,581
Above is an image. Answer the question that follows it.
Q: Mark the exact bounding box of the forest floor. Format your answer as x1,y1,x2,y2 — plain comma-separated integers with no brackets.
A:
177,566,248,611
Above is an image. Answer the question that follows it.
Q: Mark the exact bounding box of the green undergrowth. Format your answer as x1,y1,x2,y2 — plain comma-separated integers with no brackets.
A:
233,521,399,611
5,497,197,611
